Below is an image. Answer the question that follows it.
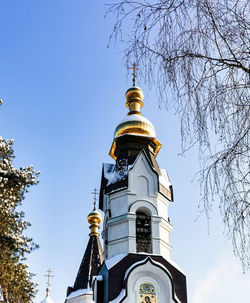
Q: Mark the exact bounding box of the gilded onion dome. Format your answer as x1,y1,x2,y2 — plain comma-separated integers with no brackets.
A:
109,85,161,160
87,202,102,236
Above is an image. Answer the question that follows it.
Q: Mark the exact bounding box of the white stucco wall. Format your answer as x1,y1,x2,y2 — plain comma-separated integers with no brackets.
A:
103,152,173,259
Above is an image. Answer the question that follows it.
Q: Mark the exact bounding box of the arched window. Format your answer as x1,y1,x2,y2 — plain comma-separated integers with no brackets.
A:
136,211,152,253
139,282,156,303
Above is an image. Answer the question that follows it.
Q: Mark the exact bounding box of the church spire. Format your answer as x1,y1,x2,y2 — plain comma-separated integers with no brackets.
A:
66,192,103,298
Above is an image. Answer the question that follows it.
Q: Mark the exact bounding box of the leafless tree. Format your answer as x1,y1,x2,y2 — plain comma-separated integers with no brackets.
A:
107,0,250,269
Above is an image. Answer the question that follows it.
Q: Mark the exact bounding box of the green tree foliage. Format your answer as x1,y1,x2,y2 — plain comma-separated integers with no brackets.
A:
108,0,250,269
0,105,39,302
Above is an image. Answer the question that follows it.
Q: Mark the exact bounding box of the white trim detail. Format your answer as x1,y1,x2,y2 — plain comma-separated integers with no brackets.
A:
129,200,158,216
112,257,178,303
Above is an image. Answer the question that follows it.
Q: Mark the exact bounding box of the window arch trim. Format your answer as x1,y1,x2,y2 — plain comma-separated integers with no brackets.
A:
129,200,158,216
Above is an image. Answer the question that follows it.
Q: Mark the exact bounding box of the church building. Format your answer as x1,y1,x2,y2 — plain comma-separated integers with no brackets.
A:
65,73,188,303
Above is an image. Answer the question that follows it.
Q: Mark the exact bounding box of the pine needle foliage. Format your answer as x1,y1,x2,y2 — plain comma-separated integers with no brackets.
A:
0,107,39,302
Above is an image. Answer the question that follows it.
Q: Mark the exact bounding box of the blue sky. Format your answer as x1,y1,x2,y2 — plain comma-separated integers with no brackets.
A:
0,1,249,302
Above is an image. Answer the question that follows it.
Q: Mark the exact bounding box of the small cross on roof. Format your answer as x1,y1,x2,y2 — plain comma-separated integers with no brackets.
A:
91,188,99,210
128,63,139,86
44,268,54,297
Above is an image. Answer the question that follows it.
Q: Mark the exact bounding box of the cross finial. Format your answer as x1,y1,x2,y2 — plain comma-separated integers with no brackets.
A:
44,268,54,298
128,63,139,86
91,188,98,210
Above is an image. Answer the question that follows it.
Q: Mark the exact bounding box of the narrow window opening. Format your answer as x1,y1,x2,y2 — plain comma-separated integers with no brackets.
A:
136,211,152,253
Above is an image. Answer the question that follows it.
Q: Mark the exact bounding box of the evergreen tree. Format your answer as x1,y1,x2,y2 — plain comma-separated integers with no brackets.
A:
0,102,39,302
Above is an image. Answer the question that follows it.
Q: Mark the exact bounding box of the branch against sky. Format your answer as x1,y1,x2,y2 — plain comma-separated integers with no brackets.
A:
107,0,250,270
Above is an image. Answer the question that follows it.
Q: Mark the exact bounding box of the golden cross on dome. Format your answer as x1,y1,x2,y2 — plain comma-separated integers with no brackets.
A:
128,63,139,86
44,268,54,297
91,188,99,209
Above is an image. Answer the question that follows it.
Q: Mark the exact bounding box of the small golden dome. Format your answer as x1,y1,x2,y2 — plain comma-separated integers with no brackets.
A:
88,202,102,236
125,86,143,116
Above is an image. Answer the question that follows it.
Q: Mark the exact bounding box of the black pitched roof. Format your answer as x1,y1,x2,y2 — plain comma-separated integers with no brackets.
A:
98,253,187,303
66,235,103,297
99,145,173,210
99,137,161,211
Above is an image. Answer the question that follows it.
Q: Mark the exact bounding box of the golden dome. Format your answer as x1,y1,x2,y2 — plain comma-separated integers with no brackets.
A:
114,114,156,138
115,86,155,138
109,85,162,160
87,202,102,236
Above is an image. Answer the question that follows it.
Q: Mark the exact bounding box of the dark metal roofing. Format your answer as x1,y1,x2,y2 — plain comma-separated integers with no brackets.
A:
99,253,187,303
99,135,162,211
99,146,172,211
66,235,103,297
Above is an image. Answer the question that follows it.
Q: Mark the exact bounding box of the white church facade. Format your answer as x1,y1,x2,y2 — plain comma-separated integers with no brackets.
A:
64,78,188,303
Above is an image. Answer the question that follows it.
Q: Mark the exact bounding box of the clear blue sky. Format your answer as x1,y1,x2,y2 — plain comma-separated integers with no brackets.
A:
0,1,249,303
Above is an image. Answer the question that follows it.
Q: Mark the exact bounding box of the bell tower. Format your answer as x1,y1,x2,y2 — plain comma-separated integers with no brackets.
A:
95,69,187,302
99,83,173,261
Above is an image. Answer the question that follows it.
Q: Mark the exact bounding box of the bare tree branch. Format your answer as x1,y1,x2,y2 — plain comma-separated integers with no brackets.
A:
107,0,250,270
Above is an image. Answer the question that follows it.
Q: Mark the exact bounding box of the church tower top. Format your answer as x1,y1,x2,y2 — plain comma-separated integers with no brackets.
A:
109,66,161,160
